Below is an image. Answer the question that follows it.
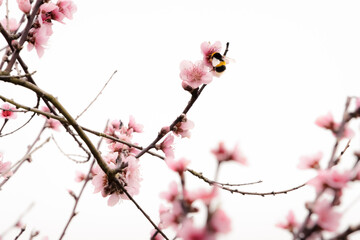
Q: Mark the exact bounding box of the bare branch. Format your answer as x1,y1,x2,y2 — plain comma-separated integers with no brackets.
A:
75,70,117,120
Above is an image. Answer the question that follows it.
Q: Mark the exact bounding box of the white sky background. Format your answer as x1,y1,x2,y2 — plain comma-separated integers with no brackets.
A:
1,0,360,239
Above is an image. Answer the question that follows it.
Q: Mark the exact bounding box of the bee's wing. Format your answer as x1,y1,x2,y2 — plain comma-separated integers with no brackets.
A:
224,56,236,64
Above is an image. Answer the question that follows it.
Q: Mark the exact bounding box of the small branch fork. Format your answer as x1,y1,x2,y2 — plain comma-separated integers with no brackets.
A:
293,97,360,240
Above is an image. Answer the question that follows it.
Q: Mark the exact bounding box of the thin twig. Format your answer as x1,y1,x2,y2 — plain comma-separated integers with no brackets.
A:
0,125,46,187
75,70,117,120
58,158,94,240
187,168,306,196
51,135,88,163
14,227,26,240
136,85,207,159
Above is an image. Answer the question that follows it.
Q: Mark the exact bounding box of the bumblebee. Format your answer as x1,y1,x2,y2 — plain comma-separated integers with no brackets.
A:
210,42,230,75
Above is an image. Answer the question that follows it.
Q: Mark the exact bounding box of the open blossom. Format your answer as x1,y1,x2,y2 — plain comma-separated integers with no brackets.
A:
315,113,354,139
211,142,247,165
173,117,194,138
27,25,50,57
1,103,17,119
178,219,213,240
16,0,31,14
160,181,179,202
74,171,86,182
158,134,175,158
159,201,185,229
201,41,222,68
40,2,64,23
41,106,61,131
166,157,190,175
57,0,77,20
312,199,341,232
298,152,322,170
92,155,142,206
0,153,12,178
308,168,351,192
276,210,299,232
128,115,143,134
180,60,213,89
1,18,19,33
209,208,231,234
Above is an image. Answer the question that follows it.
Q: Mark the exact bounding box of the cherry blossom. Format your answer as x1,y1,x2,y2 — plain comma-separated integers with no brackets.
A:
173,117,194,138
92,155,141,206
159,181,179,202
308,168,351,193
16,0,31,14
276,210,299,232
57,0,77,20
128,115,143,134
297,152,322,170
312,199,341,232
74,171,86,182
39,2,64,23
27,26,50,57
209,208,231,234
1,103,17,119
211,142,247,165
41,106,61,131
315,112,354,139
158,134,175,159
179,60,213,89
0,153,12,178
178,219,213,240
166,157,190,175
0,18,19,33
201,41,222,68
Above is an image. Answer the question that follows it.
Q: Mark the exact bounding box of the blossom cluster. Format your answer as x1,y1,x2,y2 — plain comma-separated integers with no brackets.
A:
0,0,76,57
89,117,143,206
277,99,360,239
179,41,228,92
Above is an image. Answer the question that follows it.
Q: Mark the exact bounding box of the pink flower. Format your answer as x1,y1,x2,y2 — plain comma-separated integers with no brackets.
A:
315,112,335,130
158,134,175,158
178,218,213,240
128,115,143,133
186,187,218,206
315,113,353,139
276,210,299,231
179,60,213,89
308,169,351,192
297,152,322,170
92,155,142,206
209,208,231,234
74,171,86,182
159,201,184,229
201,41,222,68
312,199,341,232
173,118,194,138
1,103,17,119
166,157,190,175
27,25,50,57
41,106,61,131
57,0,77,20
0,153,12,178
0,0,2,6
40,2,64,23
160,181,179,202
211,142,247,165
0,18,19,33
16,0,31,14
